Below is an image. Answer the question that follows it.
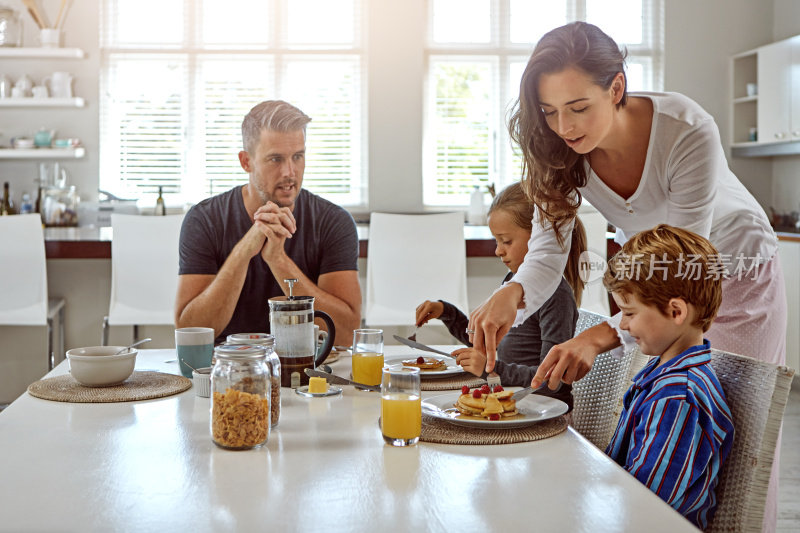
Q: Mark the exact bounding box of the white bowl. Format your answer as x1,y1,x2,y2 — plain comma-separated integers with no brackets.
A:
66,346,137,387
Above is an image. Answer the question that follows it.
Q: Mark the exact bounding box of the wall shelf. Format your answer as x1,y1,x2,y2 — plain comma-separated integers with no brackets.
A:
731,141,800,157
0,47,85,59
0,97,86,108
0,147,86,159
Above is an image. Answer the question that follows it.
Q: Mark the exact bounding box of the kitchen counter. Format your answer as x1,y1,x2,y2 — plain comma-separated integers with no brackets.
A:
44,224,498,259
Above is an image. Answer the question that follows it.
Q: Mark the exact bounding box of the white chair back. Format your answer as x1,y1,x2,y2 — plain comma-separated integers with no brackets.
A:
0,214,48,325
365,212,468,326
107,214,185,326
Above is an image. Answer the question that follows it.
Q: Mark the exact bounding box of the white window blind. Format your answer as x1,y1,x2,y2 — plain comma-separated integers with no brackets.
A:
424,0,663,207
100,0,364,206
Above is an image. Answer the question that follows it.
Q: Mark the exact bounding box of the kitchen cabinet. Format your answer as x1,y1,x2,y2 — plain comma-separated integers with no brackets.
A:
778,240,800,374
730,35,800,157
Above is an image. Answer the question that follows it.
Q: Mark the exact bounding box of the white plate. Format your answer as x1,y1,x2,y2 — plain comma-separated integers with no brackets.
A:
421,390,569,429
383,354,466,379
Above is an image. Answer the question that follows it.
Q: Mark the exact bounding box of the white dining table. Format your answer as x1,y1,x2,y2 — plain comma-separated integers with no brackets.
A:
0,346,700,533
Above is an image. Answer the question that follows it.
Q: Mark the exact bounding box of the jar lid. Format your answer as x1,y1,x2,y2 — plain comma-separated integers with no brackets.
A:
214,343,266,360
226,333,275,347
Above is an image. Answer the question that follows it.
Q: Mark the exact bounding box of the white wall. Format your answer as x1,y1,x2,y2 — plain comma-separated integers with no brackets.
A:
770,0,800,214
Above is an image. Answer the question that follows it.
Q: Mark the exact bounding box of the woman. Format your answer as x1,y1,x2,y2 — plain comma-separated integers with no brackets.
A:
468,22,784,531
416,182,586,408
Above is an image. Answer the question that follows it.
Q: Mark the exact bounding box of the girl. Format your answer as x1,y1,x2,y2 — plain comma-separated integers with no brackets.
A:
415,182,586,408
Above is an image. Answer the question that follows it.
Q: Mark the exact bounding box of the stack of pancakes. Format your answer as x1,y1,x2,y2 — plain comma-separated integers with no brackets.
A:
402,357,447,371
455,389,518,419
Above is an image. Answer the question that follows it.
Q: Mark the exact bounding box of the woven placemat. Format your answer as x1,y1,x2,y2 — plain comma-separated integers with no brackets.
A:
27,371,192,403
421,373,485,391
420,413,568,445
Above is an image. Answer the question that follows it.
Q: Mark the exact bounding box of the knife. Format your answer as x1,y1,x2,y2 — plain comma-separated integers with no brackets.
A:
392,335,454,357
304,368,381,392
511,380,562,401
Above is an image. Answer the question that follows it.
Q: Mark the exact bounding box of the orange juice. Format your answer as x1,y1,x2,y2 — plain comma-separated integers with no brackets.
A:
352,352,384,386
381,393,422,440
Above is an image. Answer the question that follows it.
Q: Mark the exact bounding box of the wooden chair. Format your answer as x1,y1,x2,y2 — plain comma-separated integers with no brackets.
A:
706,350,795,533
569,309,640,449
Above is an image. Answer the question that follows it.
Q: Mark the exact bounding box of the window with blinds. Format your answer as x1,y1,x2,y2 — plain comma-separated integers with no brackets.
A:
99,0,364,206
424,0,663,207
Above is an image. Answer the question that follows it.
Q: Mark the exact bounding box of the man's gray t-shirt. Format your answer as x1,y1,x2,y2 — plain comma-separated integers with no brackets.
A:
179,187,359,343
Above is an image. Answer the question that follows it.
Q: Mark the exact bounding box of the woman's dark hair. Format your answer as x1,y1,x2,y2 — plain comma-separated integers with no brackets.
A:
507,22,627,247
488,182,588,306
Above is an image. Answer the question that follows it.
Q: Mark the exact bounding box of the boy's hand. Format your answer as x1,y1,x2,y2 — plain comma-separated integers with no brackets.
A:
452,347,487,378
415,300,444,327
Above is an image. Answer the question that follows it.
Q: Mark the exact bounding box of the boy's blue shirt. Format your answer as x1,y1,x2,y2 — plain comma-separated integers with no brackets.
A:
606,340,734,529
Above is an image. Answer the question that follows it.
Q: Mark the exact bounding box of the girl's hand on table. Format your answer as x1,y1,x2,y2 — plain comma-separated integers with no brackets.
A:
452,347,487,377
468,283,522,373
415,300,444,326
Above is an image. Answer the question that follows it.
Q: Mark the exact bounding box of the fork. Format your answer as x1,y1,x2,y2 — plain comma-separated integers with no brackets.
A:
408,325,419,342
486,373,501,392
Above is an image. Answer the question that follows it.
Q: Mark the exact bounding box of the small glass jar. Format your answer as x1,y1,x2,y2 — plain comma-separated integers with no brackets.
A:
210,344,270,450
226,333,281,428
0,6,22,48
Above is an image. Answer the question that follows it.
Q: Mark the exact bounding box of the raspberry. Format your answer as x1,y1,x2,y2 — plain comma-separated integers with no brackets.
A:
461,385,469,395
492,385,504,393
488,413,500,421
480,384,490,394
472,389,482,399
416,356,425,364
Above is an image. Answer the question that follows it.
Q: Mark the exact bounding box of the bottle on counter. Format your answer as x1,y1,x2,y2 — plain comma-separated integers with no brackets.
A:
154,186,166,216
467,184,485,225
19,192,33,214
1,182,16,215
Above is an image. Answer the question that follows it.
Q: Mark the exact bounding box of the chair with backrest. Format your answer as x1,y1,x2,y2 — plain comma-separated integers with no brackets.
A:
0,214,65,370
706,350,794,533
365,212,469,328
569,309,641,449
102,213,185,345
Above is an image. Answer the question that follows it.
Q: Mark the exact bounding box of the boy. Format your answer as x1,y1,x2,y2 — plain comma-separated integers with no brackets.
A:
603,224,734,529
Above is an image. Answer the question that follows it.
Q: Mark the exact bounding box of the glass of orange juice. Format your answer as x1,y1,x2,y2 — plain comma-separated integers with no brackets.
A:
381,365,421,446
352,329,384,388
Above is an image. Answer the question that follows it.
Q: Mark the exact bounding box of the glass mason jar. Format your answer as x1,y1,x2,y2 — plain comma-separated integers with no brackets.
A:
210,344,271,450
0,6,22,48
226,333,281,428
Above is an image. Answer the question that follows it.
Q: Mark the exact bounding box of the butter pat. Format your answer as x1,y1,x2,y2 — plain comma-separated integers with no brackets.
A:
308,376,328,394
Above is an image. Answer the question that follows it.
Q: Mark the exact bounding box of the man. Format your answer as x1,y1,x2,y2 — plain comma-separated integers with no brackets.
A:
175,100,361,345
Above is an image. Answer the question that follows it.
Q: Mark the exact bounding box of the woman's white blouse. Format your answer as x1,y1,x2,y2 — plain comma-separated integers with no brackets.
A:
507,91,777,325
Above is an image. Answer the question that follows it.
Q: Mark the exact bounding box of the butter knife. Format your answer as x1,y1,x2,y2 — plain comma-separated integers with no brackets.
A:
304,368,381,392
392,334,453,357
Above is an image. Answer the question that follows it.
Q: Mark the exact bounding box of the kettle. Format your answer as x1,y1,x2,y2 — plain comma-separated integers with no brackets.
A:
269,279,335,388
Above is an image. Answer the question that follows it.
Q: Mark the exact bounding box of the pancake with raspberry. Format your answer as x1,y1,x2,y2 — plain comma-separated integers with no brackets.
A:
455,388,518,419
402,356,447,371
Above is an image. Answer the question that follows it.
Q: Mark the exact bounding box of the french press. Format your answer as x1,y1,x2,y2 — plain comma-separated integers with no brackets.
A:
268,279,335,388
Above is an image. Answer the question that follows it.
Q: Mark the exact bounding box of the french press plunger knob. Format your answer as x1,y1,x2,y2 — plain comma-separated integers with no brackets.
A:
283,278,298,300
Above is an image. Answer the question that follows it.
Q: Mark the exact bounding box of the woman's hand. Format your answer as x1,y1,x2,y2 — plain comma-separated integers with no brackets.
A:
415,300,444,327
452,347,487,378
531,322,621,389
468,283,523,373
